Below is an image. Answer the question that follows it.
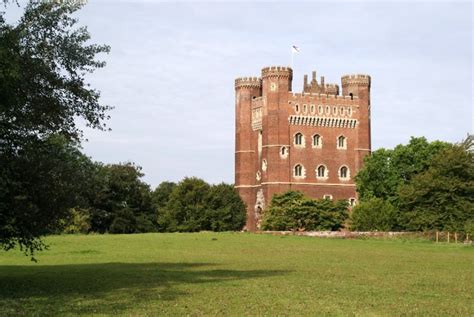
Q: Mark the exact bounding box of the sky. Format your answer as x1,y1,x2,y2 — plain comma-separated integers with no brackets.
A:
5,1,473,187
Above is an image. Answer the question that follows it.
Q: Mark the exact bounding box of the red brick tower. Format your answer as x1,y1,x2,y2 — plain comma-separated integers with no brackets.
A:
235,66,371,231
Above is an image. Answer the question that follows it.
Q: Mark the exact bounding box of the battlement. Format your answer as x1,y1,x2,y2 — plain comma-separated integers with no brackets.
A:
261,66,293,79
235,77,262,89
341,74,371,86
290,92,359,101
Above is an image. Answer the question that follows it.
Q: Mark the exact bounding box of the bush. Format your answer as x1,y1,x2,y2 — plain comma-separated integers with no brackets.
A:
350,197,399,231
202,183,246,231
109,207,137,234
63,208,91,234
261,191,349,231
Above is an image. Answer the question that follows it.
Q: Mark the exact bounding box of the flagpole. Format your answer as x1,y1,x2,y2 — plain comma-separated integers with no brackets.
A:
291,48,294,69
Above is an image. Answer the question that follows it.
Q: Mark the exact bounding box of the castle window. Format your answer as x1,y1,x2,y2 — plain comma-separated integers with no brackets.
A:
280,146,288,159
318,105,323,114
294,133,304,146
325,106,330,115
347,107,352,117
316,164,328,179
295,104,300,113
340,107,345,116
310,104,315,114
333,106,337,115
339,166,350,180
323,194,333,200
303,104,307,114
337,135,347,149
312,134,322,148
350,93,353,100
294,164,303,177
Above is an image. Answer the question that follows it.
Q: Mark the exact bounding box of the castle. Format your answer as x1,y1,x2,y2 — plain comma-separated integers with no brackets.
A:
234,66,371,231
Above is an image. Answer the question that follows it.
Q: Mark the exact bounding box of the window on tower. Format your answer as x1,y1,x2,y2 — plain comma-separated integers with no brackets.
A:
295,164,303,176
316,165,327,179
312,134,321,148
294,133,303,146
337,135,347,149
339,166,350,180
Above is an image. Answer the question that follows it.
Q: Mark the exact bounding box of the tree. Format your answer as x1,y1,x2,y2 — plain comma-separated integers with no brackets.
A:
398,140,474,232
89,163,153,234
159,177,210,232
0,1,110,255
261,191,349,231
0,135,97,255
350,197,399,231
356,137,448,204
152,181,176,231
202,183,246,231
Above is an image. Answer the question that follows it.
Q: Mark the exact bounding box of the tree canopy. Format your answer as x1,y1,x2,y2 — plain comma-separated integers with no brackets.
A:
261,191,349,231
0,1,110,256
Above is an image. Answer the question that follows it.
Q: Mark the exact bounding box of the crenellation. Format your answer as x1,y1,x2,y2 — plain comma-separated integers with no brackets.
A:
235,65,372,231
235,77,262,89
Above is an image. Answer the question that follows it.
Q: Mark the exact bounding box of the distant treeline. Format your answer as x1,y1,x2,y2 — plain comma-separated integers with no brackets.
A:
59,160,246,234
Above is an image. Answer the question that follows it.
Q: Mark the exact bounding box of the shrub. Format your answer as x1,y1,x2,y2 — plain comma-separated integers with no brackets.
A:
63,208,91,234
261,191,349,231
350,197,399,231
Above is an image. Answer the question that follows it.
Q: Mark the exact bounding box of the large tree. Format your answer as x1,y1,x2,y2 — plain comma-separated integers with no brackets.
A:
355,137,448,204
0,1,110,256
398,137,474,232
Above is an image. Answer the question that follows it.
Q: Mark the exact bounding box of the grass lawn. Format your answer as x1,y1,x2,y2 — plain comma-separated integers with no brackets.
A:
0,233,473,316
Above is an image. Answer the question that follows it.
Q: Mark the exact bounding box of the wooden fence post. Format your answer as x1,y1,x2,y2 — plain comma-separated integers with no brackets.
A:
455,232,458,243
436,231,439,243
447,232,450,243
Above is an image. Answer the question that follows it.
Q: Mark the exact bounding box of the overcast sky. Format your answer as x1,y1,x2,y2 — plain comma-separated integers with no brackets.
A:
6,1,473,187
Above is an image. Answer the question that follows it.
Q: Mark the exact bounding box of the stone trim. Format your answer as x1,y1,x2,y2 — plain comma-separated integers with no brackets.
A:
263,144,291,148
235,150,255,153
234,184,261,188
289,115,358,128
261,182,355,187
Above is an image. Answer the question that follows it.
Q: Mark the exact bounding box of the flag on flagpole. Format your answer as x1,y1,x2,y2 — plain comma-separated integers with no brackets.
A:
292,45,300,53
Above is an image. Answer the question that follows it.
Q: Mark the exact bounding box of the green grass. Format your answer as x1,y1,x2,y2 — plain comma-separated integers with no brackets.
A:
0,233,473,316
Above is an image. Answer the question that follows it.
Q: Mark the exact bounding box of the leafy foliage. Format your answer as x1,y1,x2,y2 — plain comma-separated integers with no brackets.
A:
157,178,246,232
261,191,349,231
356,137,448,204
0,1,110,256
202,183,246,231
350,197,399,231
354,135,473,233
88,163,154,234
398,142,474,232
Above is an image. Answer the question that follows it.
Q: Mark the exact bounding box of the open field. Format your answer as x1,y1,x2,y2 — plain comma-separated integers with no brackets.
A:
0,233,473,316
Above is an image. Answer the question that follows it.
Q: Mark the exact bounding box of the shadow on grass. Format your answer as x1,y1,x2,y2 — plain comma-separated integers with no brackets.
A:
0,262,289,315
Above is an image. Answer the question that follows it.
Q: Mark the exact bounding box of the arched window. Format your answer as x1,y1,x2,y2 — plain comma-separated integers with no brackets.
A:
318,105,323,114
294,133,303,145
317,165,327,178
333,106,337,115
303,104,307,113
339,166,349,179
280,146,288,159
337,135,346,149
295,104,300,113
349,93,354,100
325,105,330,115
349,198,356,207
313,134,321,147
310,104,315,114
294,164,303,177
